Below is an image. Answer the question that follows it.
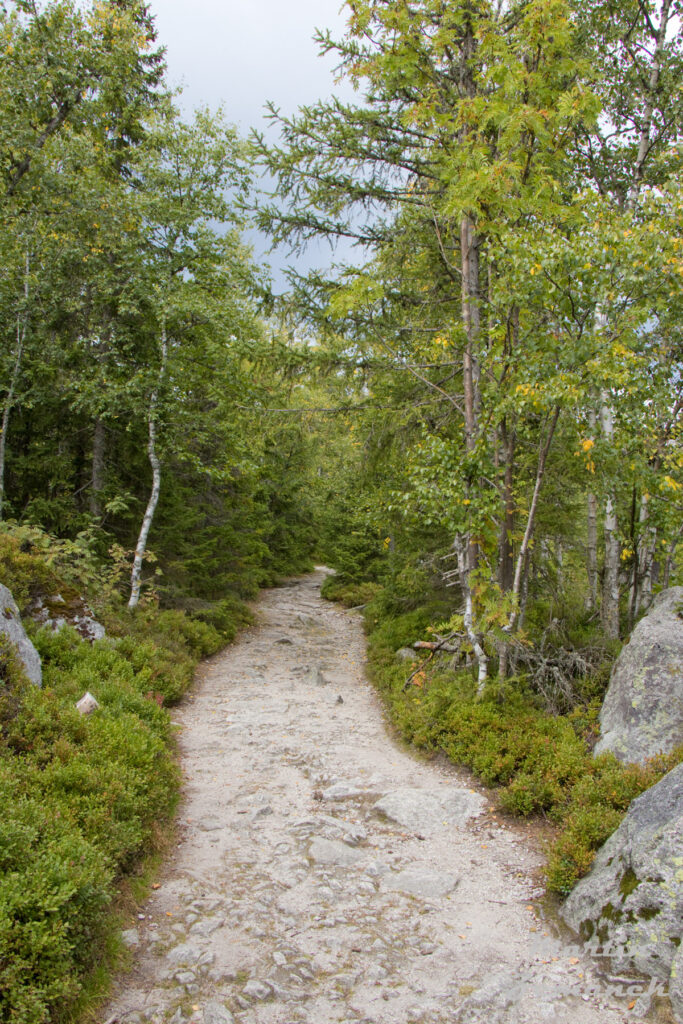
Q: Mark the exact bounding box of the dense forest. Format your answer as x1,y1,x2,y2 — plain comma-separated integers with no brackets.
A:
0,0,681,1021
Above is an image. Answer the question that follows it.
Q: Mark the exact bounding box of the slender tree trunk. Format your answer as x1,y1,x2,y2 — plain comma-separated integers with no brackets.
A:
505,406,561,636
90,417,106,519
0,253,30,522
498,420,516,594
662,524,683,588
456,535,488,694
460,214,481,454
129,323,168,610
586,491,598,610
586,408,598,611
600,390,620,637
635,493,657,615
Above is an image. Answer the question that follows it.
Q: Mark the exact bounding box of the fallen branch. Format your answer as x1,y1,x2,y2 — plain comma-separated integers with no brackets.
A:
413,640,460,653
402,633,463,691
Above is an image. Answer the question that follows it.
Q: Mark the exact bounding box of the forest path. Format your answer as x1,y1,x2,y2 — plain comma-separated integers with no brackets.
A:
104,569,647,1024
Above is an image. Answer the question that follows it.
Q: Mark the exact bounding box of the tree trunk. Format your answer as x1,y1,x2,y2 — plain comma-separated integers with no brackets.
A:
498,420,515,595
586,491,598,611
0,253,30,522
585,408,598,611
460,214,481,454
600,390,620,637
456,535,488,694
89,417,106,519
662,524,682,588
129,323,168,610
505,406,561,636
635,493,657,616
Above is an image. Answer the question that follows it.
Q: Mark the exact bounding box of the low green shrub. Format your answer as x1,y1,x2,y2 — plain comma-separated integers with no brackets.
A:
320,576,381,608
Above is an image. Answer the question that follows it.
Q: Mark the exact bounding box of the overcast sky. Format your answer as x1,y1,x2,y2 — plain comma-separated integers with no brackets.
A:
147,0,359,287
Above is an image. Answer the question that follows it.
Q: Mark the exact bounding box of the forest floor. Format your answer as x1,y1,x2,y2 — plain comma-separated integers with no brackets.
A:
102,569,659,1024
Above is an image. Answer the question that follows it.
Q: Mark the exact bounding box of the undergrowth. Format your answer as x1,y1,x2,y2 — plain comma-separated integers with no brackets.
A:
326,577,683,899
0,526,252,1024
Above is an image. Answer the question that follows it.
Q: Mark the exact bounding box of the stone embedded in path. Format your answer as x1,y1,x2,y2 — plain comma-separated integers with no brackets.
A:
199,817,223,832
121,928,140,949
203,1000,235,1024
322,782,364,800
373,787,485,832
242,979,272,1001
385,869,460,899
309,837,364,867
165,942,202,966
309,665,330,686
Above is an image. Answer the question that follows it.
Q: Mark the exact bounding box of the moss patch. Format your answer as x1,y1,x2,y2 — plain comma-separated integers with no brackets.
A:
619,867,641,899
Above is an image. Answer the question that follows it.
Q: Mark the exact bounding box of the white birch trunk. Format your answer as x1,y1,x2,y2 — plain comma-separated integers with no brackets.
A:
456,535,488,694
128,324,168,610
600,390,620,638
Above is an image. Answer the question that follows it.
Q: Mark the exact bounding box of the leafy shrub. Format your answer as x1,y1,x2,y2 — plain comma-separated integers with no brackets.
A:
320,576,381,608
190,595,254,642
546,747,683,894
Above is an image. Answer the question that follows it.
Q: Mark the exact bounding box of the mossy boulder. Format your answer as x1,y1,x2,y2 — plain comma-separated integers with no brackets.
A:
595,587,683,764
0,583,41,687
562,762,683,1018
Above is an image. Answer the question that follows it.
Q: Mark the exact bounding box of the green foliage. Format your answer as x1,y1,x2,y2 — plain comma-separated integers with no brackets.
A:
320,575,381,608
545,748,683,895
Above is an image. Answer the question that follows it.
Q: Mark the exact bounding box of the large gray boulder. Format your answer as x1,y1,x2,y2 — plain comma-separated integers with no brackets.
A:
0,583,42,687
562,762,683,1016
595,586,683,763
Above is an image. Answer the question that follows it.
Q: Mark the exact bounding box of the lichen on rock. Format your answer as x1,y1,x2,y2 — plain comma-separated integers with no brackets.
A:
562,762,683,1019
595,587,683,764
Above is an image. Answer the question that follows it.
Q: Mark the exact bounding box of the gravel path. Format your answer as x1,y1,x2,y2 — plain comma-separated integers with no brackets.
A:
104,570,654,1024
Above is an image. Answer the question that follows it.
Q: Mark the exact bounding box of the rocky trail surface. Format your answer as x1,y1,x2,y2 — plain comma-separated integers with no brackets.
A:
104,570,659,1024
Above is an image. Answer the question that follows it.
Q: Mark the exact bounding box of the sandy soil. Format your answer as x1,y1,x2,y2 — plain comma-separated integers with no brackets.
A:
102,569,658,1024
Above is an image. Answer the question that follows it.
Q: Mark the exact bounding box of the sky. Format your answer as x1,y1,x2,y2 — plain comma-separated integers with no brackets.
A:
147,0,359,287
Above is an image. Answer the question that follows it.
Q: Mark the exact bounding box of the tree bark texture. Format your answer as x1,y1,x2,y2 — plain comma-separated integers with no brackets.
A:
0,254,29,522
129,324,168,610
600,391,620,637
89,417,106,519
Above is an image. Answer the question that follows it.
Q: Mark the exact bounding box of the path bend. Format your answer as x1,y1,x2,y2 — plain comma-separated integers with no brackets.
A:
104,569,649,1024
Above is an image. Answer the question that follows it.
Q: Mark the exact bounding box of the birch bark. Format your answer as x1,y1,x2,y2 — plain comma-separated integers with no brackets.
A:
128,323,168,610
